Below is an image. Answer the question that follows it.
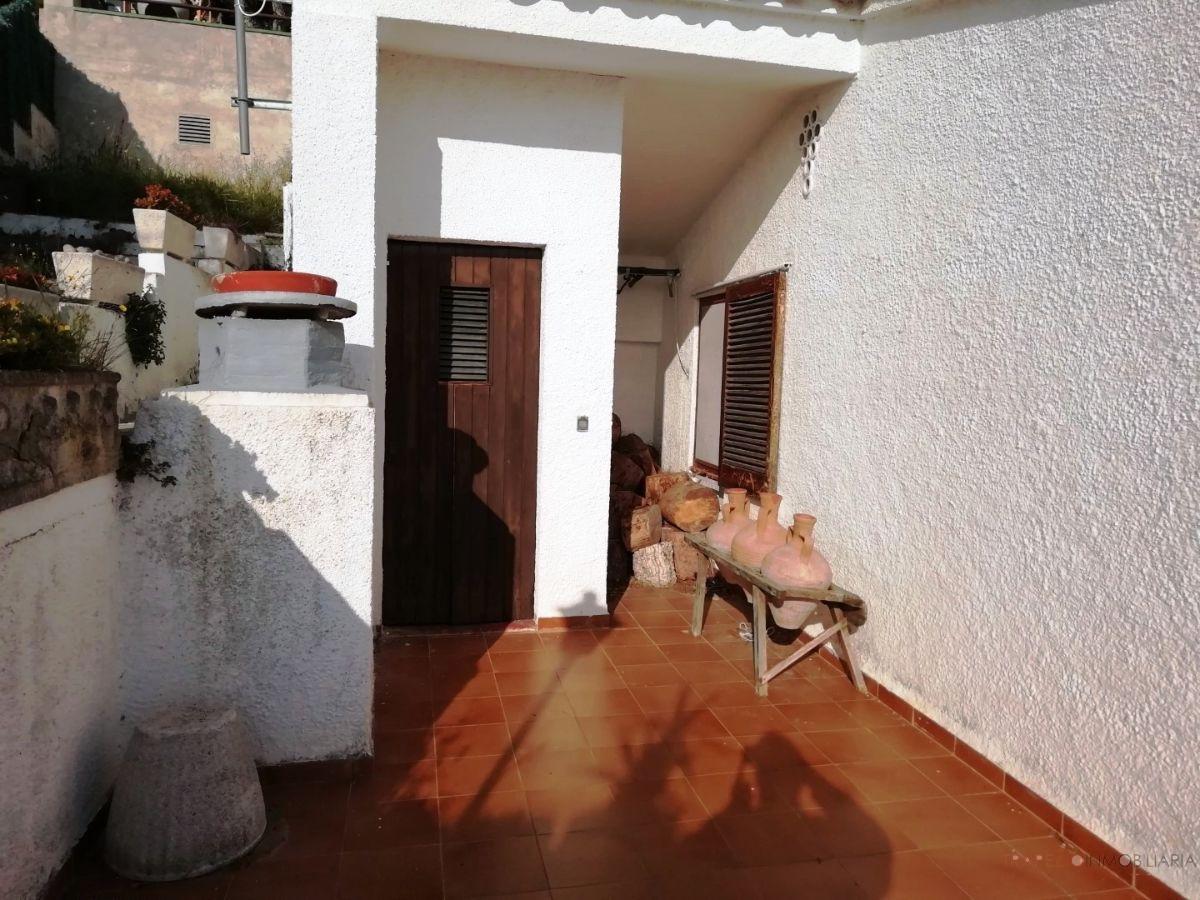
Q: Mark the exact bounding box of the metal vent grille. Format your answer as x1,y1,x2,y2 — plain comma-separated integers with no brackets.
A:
438,286,490,382
178,115,212,145
719,290,775,480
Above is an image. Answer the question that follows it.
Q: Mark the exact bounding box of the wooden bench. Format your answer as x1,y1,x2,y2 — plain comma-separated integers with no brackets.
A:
685,533,868,697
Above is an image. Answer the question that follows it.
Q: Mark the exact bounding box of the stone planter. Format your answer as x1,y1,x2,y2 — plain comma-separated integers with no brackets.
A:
52,251,145,305
195,258,235,279
133,208,197,261
0,370,121,512
0,282,59,317
202,226,250,270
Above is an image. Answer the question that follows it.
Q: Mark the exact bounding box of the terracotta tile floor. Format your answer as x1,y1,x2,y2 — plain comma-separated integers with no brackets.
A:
55,582,1151,899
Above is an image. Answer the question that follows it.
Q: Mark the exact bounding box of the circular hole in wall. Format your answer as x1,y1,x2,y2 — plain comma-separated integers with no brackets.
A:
813,123,821,138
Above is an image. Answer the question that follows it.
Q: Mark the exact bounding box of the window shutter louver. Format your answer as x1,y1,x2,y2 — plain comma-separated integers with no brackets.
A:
718,284,776,490
438,286,490,382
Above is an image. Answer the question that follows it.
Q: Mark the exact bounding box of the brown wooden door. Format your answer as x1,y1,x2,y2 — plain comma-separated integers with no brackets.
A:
383,241,541,626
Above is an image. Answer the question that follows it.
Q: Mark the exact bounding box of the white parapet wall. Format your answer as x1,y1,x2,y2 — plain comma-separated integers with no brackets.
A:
119,388,375,763
0,477,122,900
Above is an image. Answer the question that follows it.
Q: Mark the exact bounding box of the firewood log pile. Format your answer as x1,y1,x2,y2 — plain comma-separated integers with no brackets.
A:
608,414,715,590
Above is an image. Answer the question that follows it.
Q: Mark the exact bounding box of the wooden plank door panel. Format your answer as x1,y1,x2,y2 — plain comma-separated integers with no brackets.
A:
384,241,540,626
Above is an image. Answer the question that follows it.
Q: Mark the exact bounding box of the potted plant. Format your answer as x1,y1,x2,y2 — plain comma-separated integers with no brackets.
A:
132,184,198,261
0,262,59,317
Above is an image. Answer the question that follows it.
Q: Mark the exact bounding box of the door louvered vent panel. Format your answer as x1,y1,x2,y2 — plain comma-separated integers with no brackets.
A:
438,286,490,381
178,115,212,145
719,290,775,484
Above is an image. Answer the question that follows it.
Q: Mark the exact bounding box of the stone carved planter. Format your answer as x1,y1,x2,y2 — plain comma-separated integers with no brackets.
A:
133,208,197,261
0,371,121,512
52,251,145,305
202,227,250,270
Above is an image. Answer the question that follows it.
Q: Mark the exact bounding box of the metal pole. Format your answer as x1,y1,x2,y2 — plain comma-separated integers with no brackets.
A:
234,1,251,155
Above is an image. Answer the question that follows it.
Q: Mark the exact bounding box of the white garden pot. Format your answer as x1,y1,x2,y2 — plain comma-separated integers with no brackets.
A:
202,226,250,270
52,251,145,305
133,208,197,261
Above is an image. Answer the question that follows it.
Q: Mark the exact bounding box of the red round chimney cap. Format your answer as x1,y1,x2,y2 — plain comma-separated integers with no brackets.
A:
211,271,338,296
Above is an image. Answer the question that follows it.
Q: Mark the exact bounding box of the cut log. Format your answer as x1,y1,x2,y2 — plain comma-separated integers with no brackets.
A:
621,503,662,552
610,488,643,522
614,433,647,455
645,471,687,505
614,433,658,477
632,541,675,588
611,452,645,491
659,481,720,533
662,524,707,583
630,446,658,477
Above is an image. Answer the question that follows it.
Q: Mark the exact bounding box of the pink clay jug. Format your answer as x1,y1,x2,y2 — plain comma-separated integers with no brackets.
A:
730,492,787,567
706,488,749,552
762,514,832,589
763,514,832,629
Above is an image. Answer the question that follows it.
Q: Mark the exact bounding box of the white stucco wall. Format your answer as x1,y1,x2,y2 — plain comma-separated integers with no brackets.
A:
378,54,623,620
665,0,1199,893
120,390,375,763
614,257,670,448
295,43,624,621
0,477,122,900
305,0,858,84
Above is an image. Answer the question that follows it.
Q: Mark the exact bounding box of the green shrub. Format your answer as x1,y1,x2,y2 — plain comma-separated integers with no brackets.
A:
0,300,83,370
122,288,166,368
0,138,288,234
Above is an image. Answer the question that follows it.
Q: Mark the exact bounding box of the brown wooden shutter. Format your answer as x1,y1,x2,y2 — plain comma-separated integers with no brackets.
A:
717,272,779,491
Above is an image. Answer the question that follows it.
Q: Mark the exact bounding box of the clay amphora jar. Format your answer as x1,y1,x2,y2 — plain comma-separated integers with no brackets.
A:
730,492,787,568
705,488,748,552
763,514,832,629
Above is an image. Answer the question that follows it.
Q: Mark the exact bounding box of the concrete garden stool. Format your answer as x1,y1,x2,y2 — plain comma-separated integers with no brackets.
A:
105,708,266,881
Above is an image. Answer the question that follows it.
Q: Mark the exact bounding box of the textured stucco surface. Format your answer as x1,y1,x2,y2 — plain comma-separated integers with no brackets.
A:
311,0,859,82
295,43,625,621
665,0,1199,891
121,392,375,763
376,54,624,620
0,477,122,900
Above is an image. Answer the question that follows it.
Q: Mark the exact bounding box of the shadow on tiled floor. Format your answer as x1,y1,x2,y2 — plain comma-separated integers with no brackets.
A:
55,582,1146,899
